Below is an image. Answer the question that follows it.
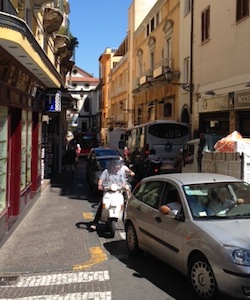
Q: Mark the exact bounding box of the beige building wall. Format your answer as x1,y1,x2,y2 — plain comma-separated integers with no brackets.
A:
193,0,250,137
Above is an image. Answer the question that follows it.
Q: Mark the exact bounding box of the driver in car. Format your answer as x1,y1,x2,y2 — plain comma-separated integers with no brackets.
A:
159,189,182,215
206,188,235,215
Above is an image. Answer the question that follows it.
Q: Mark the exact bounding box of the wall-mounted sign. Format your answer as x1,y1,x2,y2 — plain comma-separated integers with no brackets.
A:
45,91,61,112
199,95,229,113
235,91,250,109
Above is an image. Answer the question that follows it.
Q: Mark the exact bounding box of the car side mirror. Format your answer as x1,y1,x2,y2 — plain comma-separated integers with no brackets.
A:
168,210,178,218
169,210,185,222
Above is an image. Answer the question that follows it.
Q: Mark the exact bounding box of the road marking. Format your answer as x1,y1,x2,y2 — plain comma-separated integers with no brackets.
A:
2,291,112,300
73,247,107,270
82,212,94,220
9,270,109,288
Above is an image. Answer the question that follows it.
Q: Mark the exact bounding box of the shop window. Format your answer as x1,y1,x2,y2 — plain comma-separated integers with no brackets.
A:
0,106,8,213
21,110,32,191
38,113,42,175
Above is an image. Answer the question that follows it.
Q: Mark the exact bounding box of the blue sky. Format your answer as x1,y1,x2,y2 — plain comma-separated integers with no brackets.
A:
69,0,132,78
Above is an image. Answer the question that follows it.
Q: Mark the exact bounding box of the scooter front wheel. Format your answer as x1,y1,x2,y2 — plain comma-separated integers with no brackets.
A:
108,220,116,238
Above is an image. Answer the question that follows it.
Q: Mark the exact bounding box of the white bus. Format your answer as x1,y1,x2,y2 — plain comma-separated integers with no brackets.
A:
124,120,189,168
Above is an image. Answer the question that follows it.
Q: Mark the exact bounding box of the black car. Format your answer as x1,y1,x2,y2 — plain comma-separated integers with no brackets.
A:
86,155,123,194
86,147,121,172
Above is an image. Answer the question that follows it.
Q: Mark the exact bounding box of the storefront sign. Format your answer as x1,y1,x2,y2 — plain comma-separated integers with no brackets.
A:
45,91,61,112
153,66,163,78
234,91,250,109
199,95,229,112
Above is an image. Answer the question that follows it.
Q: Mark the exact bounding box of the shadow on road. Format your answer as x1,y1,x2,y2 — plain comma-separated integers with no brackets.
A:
103,240,196,300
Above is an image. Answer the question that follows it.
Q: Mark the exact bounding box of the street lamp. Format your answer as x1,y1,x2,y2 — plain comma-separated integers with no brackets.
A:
119,101,135,113
164,66,194,92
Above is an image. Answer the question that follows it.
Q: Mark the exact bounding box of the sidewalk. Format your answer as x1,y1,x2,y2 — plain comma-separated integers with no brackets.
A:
0,159,101,274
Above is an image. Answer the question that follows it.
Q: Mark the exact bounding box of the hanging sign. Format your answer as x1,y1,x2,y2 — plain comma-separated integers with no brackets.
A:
45,91,61,112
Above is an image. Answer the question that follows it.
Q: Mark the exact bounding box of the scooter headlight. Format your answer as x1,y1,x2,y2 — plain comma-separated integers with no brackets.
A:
110,183,118,191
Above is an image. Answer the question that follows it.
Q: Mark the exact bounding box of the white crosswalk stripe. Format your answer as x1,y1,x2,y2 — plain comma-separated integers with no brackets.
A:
3,291,112,300
0,270,112,300
14,270,109,287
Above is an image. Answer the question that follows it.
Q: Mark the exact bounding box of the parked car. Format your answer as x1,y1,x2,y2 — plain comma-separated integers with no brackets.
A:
86,152,122,194
124,173,250,300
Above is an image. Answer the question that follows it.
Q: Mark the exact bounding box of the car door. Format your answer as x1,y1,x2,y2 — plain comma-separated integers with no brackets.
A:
131,180,166,255
159,183,188,271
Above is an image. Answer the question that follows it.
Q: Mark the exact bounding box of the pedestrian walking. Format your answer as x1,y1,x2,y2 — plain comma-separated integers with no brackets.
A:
64,142,77,181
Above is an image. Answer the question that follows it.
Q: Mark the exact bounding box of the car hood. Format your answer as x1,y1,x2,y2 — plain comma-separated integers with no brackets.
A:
198,219,250,246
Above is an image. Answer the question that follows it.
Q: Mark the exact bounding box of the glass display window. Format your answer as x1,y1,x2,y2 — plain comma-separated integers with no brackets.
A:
20,110,32,191
38,113,42,175
0,106,8,213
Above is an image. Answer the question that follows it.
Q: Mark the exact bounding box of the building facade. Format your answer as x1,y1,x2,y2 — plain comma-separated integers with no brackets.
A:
192,0,250,139
0,0,75,241
100,0,250,144
66,65,100,134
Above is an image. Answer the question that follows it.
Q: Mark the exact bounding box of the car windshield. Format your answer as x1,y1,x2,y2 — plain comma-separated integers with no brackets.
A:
183,181,250,219
98,158,119,170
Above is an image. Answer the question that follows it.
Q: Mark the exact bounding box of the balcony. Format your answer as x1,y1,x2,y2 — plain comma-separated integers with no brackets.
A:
61,56,75,77
54,34,70,57
33,0,53,7
43,7,63,34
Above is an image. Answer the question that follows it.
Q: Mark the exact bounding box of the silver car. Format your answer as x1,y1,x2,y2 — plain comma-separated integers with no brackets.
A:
124,173,250,300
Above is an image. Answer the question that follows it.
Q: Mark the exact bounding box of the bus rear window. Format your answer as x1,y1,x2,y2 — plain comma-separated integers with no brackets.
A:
149,124,189,139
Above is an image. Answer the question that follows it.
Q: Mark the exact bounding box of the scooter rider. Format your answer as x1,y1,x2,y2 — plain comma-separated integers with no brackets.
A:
144,148,161,177
89,159,130,231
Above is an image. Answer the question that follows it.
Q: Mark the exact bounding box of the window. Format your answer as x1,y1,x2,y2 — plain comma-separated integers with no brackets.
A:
184,57,190,83
201,6,210,43
0,106,8,213
150,18,155,32
146,12,160,36
164,103,172,118
148,123,189,139
134,181,165,209
166,37,172,66
184,0,191,15
146,24,150,36
150,52,154,70
236,0,249,21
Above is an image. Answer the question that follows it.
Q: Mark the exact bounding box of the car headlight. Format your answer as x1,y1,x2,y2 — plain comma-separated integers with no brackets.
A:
225,246,250,266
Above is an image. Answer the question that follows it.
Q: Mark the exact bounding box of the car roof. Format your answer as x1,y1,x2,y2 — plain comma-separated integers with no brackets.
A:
141,173,242,185
90,147,120,155
96,155,122,160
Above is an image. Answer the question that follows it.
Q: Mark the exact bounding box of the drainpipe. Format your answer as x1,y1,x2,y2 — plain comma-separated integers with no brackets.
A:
190,0,194,115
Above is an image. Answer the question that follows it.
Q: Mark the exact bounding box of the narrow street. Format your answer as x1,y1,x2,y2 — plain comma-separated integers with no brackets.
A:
0,158,194,300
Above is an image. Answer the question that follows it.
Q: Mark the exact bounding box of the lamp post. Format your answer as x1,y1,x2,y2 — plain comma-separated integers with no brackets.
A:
164,66,194,92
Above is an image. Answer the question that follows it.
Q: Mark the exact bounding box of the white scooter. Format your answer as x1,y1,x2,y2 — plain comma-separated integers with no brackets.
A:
100,183,125,237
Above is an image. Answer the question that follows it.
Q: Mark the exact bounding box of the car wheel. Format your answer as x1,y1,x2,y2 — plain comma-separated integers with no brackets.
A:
125,223,140,255
189,254,219,300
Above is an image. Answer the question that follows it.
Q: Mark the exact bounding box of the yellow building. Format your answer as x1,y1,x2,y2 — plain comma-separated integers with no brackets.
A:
130,0,191,126
100,0,192,139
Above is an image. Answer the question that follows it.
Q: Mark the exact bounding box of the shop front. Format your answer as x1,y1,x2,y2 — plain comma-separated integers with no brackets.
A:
234,91,250,137
198,95,230,150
